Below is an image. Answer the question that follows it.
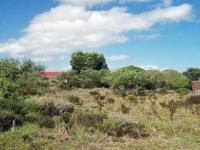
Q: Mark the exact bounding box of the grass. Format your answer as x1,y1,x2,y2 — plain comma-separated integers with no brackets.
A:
1,88,200,150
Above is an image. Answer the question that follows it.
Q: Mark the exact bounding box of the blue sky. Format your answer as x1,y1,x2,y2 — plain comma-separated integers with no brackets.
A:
0,0,199,71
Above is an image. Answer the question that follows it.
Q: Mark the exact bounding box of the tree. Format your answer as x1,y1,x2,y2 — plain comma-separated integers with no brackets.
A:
0,58,45,95
109,68,153,92
162,69,191,90
145,70,166,89
70,51,108,73
183,68,200,81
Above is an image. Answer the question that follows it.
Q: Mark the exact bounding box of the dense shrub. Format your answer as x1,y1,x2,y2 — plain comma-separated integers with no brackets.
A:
73,109,108,128
22,100,42,114
61,112,72,124
0,98,25,114
0,58,45,95
38,116,55,128
57,69,110,89
145,70,166,89
40,101,57,116
25,112,43,123
0,110,23,132
57,71,81,90
109,68,154,92
80,69,109,88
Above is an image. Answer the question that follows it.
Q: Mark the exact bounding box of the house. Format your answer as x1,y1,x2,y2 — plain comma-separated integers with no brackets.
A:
192,80,200,91
40,72,61,80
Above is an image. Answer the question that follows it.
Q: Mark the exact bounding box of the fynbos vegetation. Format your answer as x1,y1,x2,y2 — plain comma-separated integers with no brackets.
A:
0,52,199,150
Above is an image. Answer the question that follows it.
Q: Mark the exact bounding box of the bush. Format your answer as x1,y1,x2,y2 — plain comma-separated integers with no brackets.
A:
57,71,81,90
0,58,45,95
0,98,25,114
38,116,55,128
67,95,82,105
109,69,153,92
73,109,107,128
90,91,106,111
22,100,42,114
0,110,24,131
61,112,72,124
25,112,43,124
40,101,56,116
162,70,191,90
80,69,109,88
100,118,144,138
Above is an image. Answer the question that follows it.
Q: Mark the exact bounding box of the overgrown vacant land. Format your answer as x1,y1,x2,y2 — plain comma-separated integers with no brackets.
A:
0,51,200,150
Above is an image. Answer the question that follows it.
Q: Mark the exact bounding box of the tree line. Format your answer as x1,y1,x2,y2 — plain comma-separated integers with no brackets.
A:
58,51,200,94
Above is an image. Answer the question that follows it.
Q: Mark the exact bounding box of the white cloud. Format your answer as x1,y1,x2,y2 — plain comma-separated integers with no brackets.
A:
140,65,168,70
107,54,128,61
162,0,172,7
58,0,150,6
59,55,68,60
133,33,160,40
0,1,192,60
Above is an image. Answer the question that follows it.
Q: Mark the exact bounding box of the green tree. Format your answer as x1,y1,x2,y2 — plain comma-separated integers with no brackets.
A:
0,58,45,95
70,51,108,73
162,69,191,90
145,70,166,89
183,68,200,81
109,68,153,92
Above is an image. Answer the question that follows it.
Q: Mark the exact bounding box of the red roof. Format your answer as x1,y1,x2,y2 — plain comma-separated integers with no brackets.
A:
40,72,61,78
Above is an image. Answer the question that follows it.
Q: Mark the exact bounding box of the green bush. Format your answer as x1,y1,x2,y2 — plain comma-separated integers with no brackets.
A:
0,110,24,131
73,109,107,128
100,118,144,138
40,101,56,116
80,69,109,88
0,98,25,114
22,100,42,114
0,58,45,95
109,69,154,92
25,112,43,123
57,71,81,90
61,112,72,124
38,116,55,128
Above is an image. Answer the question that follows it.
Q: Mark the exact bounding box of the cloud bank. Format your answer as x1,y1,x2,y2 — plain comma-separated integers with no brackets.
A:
0,0,192,61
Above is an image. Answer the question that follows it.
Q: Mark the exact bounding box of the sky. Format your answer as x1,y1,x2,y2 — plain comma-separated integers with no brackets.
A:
0,0,200,71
